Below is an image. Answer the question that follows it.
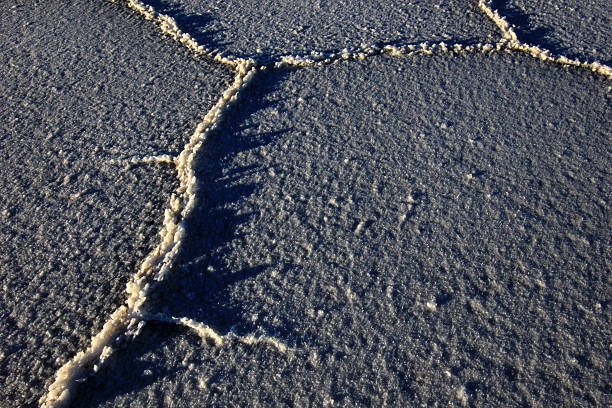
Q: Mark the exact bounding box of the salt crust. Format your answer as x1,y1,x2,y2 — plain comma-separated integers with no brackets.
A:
40,0,612,406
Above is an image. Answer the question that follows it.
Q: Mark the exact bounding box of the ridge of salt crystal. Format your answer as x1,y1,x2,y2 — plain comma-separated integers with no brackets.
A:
40,0,612,406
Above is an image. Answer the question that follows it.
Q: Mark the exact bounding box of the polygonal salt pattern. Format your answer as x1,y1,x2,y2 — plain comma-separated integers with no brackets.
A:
493,0,612,64
146,0,502,59
0,0,233,405
100,53,610,406
2,0,611,407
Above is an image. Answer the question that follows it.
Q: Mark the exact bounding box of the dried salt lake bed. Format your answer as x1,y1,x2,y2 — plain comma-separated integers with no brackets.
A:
1,0,610,406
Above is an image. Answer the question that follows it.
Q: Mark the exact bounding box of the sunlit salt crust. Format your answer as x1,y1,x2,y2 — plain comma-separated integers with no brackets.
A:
40,0,612,406
40,1,257,405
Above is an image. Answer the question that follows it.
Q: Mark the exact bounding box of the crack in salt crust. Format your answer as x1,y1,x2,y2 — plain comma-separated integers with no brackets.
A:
40,0,612,406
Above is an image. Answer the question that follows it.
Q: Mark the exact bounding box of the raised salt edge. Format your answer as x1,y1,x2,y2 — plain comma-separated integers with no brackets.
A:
39,0,612,406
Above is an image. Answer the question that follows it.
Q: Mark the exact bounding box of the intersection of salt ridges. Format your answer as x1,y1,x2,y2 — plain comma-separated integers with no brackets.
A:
0,0,233,406
75,50,610,407
0,0,609,406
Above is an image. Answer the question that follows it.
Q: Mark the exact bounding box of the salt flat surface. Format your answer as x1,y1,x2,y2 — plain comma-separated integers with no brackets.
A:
1,0,611,407
147,0,501,58
74,53,610,407
0,0,232,405
495,0,611,64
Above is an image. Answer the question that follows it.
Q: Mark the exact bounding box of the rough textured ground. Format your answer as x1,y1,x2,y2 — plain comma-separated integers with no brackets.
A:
145,0,501,58
494,0,611,64
0,0,232,406
76,53,610,407
1,0,610,407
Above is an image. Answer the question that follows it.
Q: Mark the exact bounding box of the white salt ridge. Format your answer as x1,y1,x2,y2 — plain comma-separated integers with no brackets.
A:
477,0,612,79
40,63,259,407
145,313,290,353
274,42,492,68
115,0,243,67
40,0,612,406
271,2,612,79
40,2,256,405
114,0,612,79
107,154,176,166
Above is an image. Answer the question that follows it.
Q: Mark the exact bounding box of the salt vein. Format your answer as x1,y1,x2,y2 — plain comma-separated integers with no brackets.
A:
477,0,612,80
39,2,256,406
145,313,290,354
39,0,612,406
